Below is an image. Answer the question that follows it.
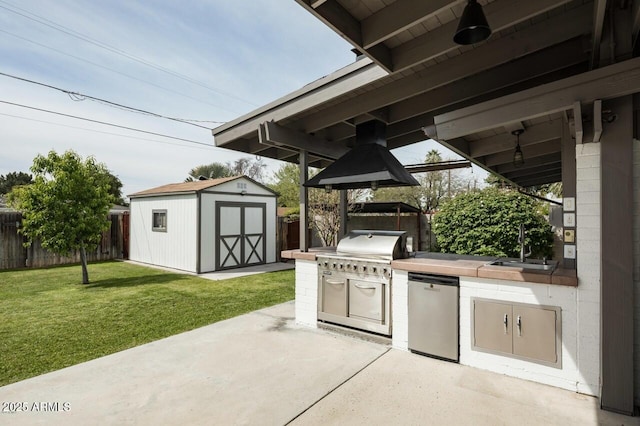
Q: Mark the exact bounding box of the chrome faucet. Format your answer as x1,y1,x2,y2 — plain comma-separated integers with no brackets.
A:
518,224,531,262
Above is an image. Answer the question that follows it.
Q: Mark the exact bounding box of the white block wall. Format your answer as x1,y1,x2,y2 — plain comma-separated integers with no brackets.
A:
633,139,640,406
575,142,601,395
294,259,318,327
391,270,409,350
459,277,581,392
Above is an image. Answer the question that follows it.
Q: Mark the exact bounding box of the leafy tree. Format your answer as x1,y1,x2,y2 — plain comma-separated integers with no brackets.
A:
104,171,126,206
8,150,115,284
432,187,554,258
227,157,267,182
185,162,232,182
269,163,300,207
0,171,33,194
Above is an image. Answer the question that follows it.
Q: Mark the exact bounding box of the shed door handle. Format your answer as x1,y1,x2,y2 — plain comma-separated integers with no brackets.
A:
325,279,344,285
503,314,508,334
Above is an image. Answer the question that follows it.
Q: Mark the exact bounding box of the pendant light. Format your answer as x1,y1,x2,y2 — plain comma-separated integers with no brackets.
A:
453,0,492,45
512,129,525,168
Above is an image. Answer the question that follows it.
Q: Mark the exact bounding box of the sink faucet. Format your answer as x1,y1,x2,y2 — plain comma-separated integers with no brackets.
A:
518,224,531,262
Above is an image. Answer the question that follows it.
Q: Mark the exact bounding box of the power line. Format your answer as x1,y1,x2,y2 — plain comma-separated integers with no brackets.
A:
0,0,259,108
0,99,214,148
0,28,245,115
0,112,215,151
0,71,223,130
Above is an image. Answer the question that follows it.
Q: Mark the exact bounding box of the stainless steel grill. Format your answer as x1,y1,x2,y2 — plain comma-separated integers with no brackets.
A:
316,230,408,336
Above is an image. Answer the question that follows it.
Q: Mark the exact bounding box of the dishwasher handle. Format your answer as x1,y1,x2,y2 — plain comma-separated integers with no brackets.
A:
408,272,459,286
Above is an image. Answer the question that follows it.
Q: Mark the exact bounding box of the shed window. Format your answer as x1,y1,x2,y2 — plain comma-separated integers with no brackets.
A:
152,210,167,232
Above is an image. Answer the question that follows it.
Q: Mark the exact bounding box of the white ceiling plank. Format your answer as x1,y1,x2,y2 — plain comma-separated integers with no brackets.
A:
389,37,588,123
590,0,608,69
361,0,460,49
433,57,640,140
302,4,591,133
392,0,574,73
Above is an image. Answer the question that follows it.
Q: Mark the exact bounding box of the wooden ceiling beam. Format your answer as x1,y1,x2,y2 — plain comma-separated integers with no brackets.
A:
392,0,575,73
494,153,562,175
484,139,561,167
361,0,461,49
590,0,609,69
517,173,563,187
260,121,349,160
503,166,562,181
434,56,640,140
301,5,591,134
469,119,562,157
294,0,393,72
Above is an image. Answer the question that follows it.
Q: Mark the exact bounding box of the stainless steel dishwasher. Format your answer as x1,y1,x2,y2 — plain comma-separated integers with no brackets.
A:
408,272,459,362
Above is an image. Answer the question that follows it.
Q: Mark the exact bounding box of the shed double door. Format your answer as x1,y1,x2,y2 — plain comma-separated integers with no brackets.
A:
216,202,266,270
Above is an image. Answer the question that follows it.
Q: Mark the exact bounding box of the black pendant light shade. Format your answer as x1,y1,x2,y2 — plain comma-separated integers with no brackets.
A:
453,0,492,45
512,129,524,168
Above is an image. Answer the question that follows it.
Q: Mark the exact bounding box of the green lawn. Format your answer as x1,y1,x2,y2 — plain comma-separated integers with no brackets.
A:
0,261,294,387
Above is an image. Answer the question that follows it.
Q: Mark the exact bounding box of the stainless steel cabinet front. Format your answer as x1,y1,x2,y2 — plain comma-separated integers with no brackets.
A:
320,275,347,316
348,280,384,323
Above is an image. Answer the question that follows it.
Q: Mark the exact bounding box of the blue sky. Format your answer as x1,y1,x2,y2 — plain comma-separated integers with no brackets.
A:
0,0,479,197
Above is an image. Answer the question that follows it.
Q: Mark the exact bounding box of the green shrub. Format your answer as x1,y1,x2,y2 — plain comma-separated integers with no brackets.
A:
432,187,554,259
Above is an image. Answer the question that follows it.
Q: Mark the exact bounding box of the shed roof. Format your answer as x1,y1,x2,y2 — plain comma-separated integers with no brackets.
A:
129,175,276,198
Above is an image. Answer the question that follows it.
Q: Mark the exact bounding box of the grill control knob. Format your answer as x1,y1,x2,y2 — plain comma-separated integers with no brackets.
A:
372,267,377,273
361,266,367,273
323,261,328,268
332,263,337,269
345,263,351,270
339,263,344,269
383,268,390,278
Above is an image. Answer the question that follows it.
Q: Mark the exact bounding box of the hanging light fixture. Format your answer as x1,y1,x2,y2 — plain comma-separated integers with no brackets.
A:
512,129,525,168
453,0,492,45
324,184,332,193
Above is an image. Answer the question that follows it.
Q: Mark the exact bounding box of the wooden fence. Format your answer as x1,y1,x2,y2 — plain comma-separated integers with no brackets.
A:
0,211,129,270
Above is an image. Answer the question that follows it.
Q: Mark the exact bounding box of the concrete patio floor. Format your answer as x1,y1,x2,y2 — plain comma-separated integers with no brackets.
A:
0,301,636,425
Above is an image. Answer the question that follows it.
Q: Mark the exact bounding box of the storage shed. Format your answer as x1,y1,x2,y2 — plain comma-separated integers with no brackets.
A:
129,176,277,273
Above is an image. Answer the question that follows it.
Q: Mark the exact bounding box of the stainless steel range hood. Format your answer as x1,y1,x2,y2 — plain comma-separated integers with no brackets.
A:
304,121,420,190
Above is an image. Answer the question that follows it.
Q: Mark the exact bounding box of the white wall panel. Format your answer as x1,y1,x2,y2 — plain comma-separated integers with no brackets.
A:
129,194,198,272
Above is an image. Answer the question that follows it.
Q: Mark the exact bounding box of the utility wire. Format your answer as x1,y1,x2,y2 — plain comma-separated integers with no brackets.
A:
0,0,259,108
0,28,245,115
0,112,215,151
0,100,213,147
0,71,223,130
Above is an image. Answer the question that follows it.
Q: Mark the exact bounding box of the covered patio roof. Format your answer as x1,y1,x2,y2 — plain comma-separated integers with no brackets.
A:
213,0,640,187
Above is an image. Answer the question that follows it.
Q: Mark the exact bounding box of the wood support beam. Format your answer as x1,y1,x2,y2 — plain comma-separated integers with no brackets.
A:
299,151,309,252
361,0,460,49
590,0,608,69
495,152,561,175
260,121,349,160
433,56,640,140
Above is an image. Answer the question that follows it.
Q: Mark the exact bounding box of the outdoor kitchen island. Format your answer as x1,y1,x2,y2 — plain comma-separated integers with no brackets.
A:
282,249,592,396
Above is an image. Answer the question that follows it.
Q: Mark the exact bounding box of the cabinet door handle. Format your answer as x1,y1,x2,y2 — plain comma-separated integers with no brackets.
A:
517,315,522,336
503,314,508,334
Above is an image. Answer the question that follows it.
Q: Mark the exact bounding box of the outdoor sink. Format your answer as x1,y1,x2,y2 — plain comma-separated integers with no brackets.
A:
488,259,557,272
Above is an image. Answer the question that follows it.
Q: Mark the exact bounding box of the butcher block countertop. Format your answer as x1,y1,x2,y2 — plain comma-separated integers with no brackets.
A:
281,249,577,287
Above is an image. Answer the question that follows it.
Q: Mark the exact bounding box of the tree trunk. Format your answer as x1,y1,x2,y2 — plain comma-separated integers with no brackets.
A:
80,244,89,284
